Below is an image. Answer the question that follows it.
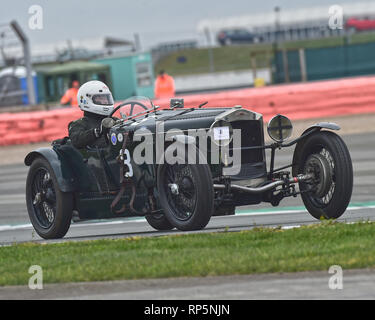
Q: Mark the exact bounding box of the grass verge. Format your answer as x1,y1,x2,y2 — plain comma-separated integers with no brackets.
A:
1,221,375,286
155,32,375,76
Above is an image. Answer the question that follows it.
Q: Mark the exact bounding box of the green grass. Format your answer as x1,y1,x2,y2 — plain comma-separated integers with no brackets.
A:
155,32,375,76
156,44,272,75
1,221,375,286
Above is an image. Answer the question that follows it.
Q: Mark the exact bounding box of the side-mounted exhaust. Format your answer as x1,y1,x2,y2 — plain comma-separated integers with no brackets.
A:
213,174,312,194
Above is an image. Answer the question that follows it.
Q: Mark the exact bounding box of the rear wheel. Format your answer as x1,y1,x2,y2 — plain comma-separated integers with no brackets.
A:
297,131,353,219
26,158,73,239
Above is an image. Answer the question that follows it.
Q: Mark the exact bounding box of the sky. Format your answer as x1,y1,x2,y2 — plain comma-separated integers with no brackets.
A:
0,0,362,50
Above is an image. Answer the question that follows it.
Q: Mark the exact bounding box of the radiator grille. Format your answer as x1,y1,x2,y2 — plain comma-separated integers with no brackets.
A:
230,120,264,164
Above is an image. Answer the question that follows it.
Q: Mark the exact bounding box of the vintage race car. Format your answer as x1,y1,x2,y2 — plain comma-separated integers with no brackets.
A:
25,97,353,239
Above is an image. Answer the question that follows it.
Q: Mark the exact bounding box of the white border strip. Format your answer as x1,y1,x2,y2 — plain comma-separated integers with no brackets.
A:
0,205,373,232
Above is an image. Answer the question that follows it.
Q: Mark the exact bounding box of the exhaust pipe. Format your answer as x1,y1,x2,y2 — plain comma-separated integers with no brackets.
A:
214,174,312,194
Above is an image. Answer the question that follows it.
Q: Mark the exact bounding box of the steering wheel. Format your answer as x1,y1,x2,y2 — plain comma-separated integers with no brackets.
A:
110,101,150,118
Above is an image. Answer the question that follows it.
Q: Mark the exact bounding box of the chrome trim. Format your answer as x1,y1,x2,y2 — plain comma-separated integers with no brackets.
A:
214,107,262,122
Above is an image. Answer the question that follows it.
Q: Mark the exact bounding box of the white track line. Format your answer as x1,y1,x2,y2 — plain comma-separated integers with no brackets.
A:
0,224,31,231
0,205,373,232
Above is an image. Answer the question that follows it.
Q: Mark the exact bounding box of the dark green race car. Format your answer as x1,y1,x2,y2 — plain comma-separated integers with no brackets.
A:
25,97,353,239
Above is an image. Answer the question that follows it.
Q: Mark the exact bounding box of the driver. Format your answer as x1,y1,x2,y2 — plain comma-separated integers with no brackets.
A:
68,81,116,149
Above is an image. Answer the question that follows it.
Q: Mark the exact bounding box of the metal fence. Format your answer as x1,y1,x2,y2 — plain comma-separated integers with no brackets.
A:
274,40,375,83
0,20,36,107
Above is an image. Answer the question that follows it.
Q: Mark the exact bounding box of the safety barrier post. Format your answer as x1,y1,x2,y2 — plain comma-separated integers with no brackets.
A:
251,52,257,80
282,49,290,83
299,48,307,82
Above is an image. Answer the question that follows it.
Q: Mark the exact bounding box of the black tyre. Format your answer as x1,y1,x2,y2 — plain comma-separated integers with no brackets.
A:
145,213,174,231
157,161,214,231
297,131,353,219
26,157,73,239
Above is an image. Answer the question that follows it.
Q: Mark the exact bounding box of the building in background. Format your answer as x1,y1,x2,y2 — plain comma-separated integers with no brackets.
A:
35,61,111,105
0,36,135,68
0,26,154,107
94,52,154,101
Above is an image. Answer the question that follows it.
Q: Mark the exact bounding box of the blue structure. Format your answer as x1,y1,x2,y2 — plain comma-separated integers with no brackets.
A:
0,66,39,106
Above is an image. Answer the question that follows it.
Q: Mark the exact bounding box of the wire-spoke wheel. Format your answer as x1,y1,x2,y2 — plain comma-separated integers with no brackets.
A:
30,167,56,229
164,164,197,221
26,158,73,239
157,158,214,231
298,131,353,220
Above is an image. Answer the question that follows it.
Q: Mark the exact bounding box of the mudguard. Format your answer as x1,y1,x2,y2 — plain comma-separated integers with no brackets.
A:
292,122,340,176
300,122,340,136
24,147,78,192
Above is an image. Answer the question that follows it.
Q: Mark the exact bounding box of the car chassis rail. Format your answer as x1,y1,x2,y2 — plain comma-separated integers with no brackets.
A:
213,173,313,194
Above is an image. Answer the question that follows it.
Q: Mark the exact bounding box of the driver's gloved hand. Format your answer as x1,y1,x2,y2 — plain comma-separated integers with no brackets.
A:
94,118,115,138
93,124,104,138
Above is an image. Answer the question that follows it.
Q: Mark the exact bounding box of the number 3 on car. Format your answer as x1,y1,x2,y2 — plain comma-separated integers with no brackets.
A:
120,149,133,178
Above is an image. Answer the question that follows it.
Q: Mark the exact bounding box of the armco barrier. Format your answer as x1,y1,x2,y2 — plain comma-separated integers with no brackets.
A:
1,76,375,146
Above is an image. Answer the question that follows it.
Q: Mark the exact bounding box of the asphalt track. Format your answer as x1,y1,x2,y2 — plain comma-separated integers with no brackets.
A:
0,132,374,299
2,269,375,300
0,132,374,245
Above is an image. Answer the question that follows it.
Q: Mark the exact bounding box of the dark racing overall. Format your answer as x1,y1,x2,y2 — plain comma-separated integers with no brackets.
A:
68,111,108,149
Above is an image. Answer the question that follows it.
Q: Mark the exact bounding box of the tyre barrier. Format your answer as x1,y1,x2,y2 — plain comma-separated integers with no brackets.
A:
0,108,81,146
1,76,375,146
155,76,375,120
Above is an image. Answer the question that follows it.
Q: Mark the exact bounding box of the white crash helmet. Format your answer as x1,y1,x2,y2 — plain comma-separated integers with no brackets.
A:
77,81,114,116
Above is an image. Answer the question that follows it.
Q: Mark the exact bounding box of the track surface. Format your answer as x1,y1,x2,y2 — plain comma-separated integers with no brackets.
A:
1,269,375,300
0,132,374,299
0,132,374,245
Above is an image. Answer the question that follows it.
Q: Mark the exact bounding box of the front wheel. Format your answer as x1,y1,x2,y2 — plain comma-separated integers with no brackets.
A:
145,213,174,231
26,157,73,239
157,163,214,231
297,131,353,219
